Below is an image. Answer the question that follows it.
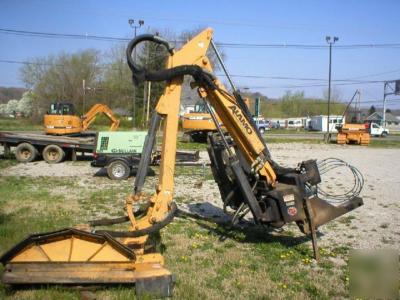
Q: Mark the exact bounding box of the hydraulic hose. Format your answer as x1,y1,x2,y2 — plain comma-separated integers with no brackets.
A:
126,34,216,87
96,202,178,238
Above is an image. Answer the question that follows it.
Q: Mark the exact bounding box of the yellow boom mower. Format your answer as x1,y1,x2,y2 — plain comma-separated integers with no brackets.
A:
1,29,364,297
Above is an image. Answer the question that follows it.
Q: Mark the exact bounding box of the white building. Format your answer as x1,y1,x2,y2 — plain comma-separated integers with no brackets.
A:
308,115,345,132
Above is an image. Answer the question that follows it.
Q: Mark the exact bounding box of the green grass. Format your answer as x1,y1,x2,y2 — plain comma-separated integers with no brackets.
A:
369,139,400,148
266,137,325,144
0,160,18,170
163,219,349,299
0,164,353,299
0,118,43,131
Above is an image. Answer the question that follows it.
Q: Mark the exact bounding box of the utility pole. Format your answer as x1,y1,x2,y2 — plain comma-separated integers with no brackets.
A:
128,19,144,128
82,79,86,114
383,82,388,126
383,80,400,126
325,36,338,142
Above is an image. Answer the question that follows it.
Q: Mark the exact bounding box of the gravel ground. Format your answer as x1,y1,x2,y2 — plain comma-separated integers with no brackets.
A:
1,143,399,251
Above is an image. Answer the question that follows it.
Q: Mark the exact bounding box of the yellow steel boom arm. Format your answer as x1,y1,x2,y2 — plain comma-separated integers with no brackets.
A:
122,28,277,239
82,103,120,131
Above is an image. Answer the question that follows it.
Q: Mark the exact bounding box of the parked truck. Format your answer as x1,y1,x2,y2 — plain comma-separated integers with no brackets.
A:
368,122,389,137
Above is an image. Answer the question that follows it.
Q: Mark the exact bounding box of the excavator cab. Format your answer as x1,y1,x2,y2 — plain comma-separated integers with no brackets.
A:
47,102,76,116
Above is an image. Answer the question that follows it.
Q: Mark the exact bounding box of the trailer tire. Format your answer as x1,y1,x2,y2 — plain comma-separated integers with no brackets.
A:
15,143,38,163
42,145,65,164
107,160,130,180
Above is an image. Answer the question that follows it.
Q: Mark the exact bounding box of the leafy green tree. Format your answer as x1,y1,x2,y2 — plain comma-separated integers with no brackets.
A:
20,50,102,117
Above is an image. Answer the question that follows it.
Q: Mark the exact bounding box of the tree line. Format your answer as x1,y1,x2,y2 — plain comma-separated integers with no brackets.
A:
8,26,358,124
244,90,346,118
18,27,223,125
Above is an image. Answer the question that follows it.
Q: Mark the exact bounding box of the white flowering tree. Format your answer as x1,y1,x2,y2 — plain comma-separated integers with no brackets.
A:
17,91,34,116
0,91,35,117
5,99,19,115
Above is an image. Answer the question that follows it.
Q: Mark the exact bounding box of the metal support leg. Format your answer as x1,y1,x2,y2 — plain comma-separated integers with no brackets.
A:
304,199,320,261
134,113,161,194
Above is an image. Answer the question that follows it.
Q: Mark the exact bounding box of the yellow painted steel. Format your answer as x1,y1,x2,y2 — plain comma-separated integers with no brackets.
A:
3,230,169,285
44,114,82,135
129,27,277,237
3,28,277,286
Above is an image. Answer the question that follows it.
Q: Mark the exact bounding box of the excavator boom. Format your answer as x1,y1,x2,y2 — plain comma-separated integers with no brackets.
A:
81,103,120,131
1,28,364,297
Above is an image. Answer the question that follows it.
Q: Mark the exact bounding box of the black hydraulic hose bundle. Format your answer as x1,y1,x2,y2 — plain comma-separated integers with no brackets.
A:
126,34,216,88
96,202,178,238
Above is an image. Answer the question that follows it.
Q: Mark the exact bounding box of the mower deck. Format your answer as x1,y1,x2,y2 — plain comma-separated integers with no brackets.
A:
0,228,173,297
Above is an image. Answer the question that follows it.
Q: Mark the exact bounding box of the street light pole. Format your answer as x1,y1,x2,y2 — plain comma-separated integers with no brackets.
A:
128,19,144,129
325,36,338,142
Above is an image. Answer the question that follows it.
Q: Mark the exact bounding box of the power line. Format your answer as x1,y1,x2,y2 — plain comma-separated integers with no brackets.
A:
252,99,398,105
240,80,385,89
0,28,129,42
0,59,395,85
1,28,400,50
0,59,63,67
224,74,389,84
219,42,400,49
343,68,400,80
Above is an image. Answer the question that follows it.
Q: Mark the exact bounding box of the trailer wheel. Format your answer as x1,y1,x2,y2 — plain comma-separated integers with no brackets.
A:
15,143,38,163
42,145,65,164
107,160,130,180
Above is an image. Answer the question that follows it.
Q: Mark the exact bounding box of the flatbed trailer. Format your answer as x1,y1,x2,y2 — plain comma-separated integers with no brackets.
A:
0,131,95,163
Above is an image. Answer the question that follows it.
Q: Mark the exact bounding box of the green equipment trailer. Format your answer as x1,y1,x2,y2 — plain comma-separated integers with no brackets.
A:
92,131,200,180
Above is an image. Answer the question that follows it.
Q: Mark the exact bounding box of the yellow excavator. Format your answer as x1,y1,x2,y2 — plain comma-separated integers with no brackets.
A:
0,29,364,297
44,102,120,135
